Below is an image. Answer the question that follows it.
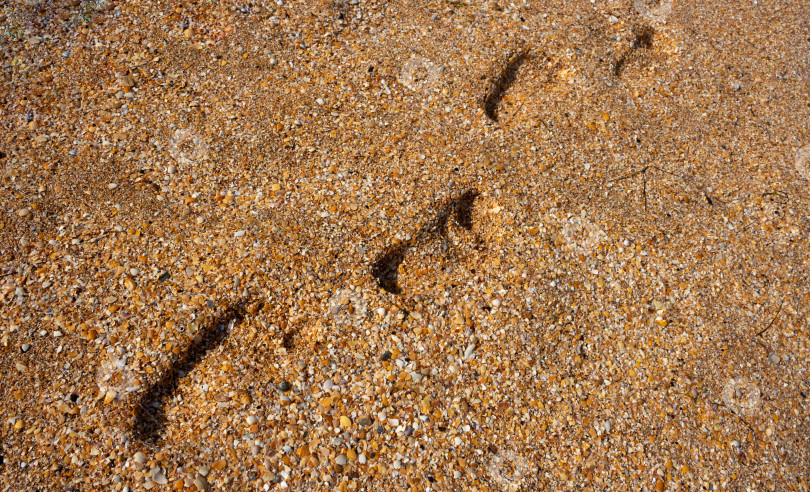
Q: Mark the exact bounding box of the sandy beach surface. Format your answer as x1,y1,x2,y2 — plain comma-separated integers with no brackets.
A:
1,0,809,490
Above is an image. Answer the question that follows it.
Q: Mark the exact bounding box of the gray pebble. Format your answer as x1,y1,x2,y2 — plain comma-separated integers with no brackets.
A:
769,353,780,364
152,471,168,485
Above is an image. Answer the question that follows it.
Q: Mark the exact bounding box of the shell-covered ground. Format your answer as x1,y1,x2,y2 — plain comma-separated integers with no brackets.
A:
1,0,809,490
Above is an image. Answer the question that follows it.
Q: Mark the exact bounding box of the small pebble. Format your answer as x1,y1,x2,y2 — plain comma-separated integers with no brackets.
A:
463,343,476,359
194,476,208,491
152,471,168,485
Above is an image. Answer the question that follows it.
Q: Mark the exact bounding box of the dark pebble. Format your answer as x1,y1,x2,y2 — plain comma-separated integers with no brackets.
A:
278,381,291,392
380,350,392,362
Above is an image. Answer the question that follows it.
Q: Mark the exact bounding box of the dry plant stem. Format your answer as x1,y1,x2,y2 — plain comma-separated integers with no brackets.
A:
710,400,757,435
755,301,784,338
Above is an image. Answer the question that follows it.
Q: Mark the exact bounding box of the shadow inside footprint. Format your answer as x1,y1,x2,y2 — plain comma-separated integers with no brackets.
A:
371,189,479,294
483,50,529,122
632,25,655,50
132,300,248,444
453,189,478,230
371,242,409,294
614,25,655,76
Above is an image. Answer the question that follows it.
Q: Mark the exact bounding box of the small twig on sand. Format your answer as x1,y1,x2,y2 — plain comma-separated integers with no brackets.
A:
755,301,783,337
710,400,757,434
643,171,648,211
538,118,553,135
503,99,527,126
610,164,725,208
610,165,652,210
609,165,650,183
761,190,788,199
